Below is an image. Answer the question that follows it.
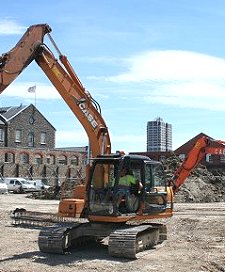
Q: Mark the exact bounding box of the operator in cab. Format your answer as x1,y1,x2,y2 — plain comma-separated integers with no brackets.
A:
116,168,143,208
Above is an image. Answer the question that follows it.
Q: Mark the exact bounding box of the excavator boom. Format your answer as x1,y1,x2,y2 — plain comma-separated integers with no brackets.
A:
35,45,111,157
171,136,209,192
171,135,225,192
0,24,111,158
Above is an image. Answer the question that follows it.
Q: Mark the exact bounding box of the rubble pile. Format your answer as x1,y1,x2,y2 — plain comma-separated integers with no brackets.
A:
164,156,225,203
29,186,61,200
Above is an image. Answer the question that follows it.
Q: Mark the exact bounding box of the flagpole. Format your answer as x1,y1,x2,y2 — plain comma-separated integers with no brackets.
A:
27,85,36,107
35,86,36,107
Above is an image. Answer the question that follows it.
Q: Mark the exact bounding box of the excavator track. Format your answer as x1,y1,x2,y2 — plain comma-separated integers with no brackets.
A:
38,221,114,254
38,222,166,258
38,222,80,254
108,224,166,259
11,208,167,258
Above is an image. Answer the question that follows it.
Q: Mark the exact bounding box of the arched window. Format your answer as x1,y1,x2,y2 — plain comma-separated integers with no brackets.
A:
34,154,42,164
28,132,34,147
0,128,5,142
40,132,47,144
20,152,29,164
58,155,67,165
4,152,15,163
70,156,79,165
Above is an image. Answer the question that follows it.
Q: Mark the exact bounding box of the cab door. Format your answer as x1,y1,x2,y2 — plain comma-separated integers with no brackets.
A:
143,162,167,214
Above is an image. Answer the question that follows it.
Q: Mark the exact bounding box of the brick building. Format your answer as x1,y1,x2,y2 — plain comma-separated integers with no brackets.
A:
0,104,87,185
174,133,225,168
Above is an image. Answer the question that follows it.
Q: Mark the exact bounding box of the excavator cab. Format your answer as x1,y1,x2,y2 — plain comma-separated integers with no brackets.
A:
87,154,168,219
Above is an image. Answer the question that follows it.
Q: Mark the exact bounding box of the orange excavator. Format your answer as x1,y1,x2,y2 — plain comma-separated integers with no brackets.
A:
1,24,224,258
171,136,225,192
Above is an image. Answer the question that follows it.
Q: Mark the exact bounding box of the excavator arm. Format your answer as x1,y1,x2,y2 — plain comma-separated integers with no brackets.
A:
0,24,111,158
35,45,111,157
171,136,225,192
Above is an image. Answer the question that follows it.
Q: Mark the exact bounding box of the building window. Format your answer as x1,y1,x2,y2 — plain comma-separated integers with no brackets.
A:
0,128,4,142
34,154,42,164
40,132,46,144
58,155,67,165
20,153,29,164
15,130,22,142
70,156,79,165
220,155,225,163
206,154,213,163
178,154,186,161
5,152,15,163
28,132,34,147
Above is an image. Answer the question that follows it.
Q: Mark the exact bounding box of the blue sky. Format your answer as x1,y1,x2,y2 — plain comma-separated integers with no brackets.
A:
1,0,225,153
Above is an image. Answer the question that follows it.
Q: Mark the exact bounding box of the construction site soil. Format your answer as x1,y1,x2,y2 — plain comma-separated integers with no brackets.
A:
1,178,225,272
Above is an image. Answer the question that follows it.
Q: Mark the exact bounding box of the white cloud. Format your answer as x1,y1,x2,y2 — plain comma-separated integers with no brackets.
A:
144,81,225,111
100,50,225,111
1,83,61,100
0,19,26,35
108,50,225,82
3,49,225,112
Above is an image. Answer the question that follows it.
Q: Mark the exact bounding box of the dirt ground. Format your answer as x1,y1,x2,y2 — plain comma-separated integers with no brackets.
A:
0,193,225,272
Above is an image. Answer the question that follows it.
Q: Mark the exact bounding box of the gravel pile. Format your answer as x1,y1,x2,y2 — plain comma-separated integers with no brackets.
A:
164,156,225,202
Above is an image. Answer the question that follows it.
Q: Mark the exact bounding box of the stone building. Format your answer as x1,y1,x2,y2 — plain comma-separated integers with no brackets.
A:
0,104,87,185
0,104,55,149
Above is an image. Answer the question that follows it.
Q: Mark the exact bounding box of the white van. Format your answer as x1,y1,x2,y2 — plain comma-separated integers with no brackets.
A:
4,177,36,193
0,178,8,194
27,179,50,191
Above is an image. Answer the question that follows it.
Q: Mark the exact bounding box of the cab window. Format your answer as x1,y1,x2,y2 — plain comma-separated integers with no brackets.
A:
144,163,166,190
152,164,166,187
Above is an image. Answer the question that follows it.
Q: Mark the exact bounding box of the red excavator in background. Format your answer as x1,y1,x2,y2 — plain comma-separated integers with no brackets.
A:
1,24,225,258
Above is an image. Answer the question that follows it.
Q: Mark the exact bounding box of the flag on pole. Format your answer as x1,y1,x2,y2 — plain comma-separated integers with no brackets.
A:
27,85,36,93
27,85,37,107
